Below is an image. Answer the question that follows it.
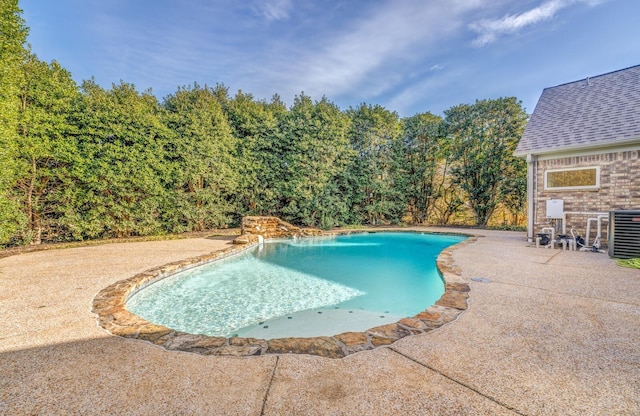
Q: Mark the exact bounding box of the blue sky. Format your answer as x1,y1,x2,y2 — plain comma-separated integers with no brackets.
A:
21,0,640,117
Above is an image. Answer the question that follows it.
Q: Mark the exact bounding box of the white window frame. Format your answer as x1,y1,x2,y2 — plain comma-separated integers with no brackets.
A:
544,166,600,191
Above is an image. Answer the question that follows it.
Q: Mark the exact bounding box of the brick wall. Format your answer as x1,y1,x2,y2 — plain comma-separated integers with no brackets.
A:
533,150,640,243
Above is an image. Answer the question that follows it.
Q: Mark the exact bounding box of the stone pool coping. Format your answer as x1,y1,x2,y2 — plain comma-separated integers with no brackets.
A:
92,232,478,359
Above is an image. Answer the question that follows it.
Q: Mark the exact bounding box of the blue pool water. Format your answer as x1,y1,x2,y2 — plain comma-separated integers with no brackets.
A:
127,232,465,338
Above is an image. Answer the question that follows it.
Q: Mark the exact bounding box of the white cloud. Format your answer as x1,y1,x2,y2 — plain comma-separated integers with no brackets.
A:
253,0,293,21
469,0,602,47
430,64,445,71
268,0,484,102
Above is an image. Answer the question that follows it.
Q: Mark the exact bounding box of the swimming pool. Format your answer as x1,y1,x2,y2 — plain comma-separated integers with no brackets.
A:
127,232,466,339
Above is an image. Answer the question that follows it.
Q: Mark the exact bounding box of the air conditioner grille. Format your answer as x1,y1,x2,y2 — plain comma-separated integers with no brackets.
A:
609,210,640,258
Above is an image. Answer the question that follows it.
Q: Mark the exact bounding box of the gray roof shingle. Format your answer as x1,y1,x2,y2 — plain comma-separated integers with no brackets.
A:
515,65,640,156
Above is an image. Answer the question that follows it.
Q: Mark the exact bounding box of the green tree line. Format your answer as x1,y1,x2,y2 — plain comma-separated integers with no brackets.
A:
0,1,528,247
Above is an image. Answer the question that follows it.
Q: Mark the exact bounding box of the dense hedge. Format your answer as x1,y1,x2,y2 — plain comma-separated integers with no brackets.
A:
0,2,528,246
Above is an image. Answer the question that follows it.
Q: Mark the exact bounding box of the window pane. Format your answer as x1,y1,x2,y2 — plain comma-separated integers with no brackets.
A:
547,168,597,188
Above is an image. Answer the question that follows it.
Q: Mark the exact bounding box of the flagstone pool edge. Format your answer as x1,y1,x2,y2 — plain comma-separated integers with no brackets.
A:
92,232,477,359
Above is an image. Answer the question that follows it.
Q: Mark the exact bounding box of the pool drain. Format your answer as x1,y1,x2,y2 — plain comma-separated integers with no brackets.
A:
471,277,492,283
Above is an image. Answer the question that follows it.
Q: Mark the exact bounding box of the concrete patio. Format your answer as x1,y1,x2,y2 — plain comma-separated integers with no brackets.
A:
1,229,638,415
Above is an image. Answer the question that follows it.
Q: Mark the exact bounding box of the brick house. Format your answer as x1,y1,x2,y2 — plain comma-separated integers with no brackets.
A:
514,65,640,244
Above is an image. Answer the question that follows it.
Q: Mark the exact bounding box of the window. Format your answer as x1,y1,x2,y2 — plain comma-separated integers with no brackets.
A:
544,166,600,190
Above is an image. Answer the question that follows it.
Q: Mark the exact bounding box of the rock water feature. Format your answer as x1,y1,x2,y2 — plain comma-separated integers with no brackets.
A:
92,216,475,358
232,216,324,244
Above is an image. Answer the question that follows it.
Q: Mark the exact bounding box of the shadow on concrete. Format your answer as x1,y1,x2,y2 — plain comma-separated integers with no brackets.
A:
0,335,275,415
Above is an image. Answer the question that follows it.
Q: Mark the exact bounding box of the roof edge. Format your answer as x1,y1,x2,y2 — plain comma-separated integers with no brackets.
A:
514,136,640,158
542,64,640,91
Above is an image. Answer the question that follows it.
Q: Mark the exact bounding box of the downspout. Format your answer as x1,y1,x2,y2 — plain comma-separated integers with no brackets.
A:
526,154,537,242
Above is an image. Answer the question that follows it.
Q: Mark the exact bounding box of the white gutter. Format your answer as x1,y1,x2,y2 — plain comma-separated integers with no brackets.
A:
514,137,640,158
526,154,536,242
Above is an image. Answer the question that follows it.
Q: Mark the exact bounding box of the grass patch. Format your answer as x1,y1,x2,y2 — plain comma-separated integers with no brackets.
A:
336,224,368,229
616,258,640,269
488,225,527,232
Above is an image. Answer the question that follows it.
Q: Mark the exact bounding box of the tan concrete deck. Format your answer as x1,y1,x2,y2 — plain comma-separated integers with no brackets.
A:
1,229,638,415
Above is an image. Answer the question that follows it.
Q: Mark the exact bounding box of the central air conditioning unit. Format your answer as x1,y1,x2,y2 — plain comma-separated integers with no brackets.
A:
608,210,640,258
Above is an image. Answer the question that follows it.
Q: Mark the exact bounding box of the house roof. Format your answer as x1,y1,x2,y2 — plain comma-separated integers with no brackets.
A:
515,65,640,157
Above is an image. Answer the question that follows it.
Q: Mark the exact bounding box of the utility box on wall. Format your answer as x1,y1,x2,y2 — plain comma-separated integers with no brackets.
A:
546,199,564,219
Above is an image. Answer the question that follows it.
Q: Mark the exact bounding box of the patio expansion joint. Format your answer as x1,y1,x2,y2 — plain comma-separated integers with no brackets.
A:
388,347,529,416
259,355,280,416
543,250,564,264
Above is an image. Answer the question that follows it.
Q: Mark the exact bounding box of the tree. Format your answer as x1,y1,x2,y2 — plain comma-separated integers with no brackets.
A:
221,90,285,218
347,104,404,225
163,83,239,231
11,54,79,244
279,94,352,228
71,80,170,239
401,112,444,224
429,127,466,225
0,0,28,245
444,97,528,226
500,155,527,224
